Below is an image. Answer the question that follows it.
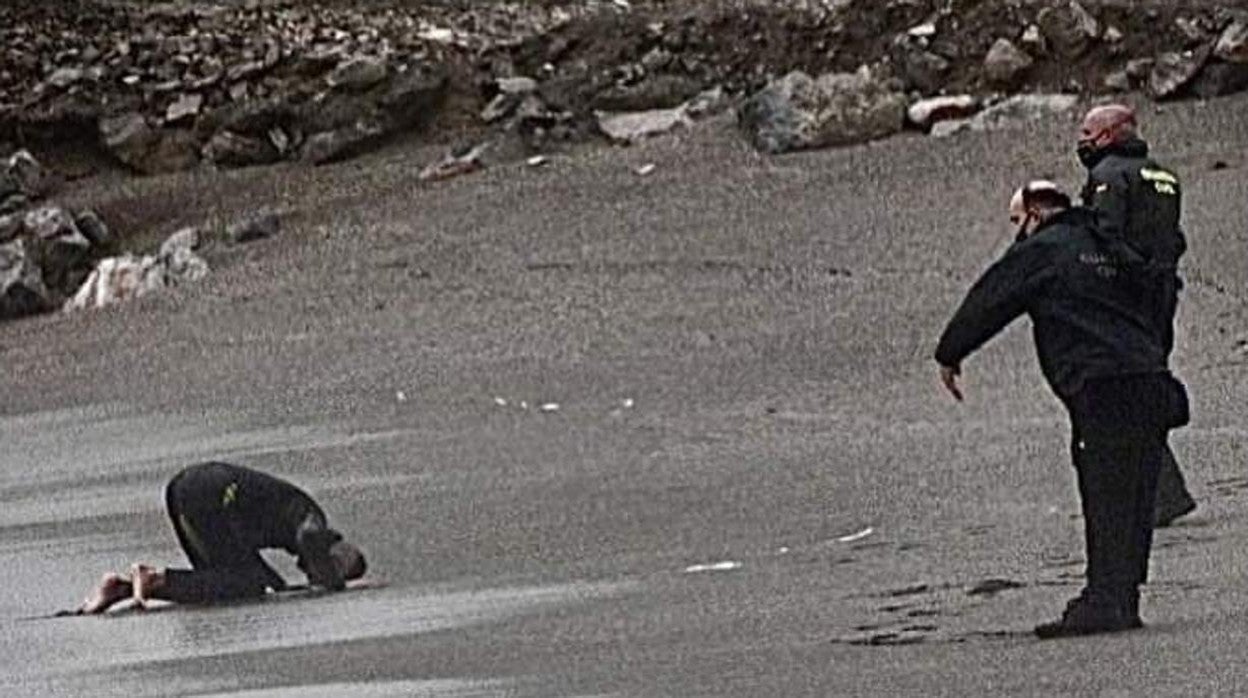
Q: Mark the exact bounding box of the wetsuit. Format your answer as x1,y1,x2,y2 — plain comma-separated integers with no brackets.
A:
935,206,1189,626
159,462,344,604
1081,137,1196,524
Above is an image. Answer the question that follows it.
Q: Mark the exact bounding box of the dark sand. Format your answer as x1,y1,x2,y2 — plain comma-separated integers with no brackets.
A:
2,92,1247,696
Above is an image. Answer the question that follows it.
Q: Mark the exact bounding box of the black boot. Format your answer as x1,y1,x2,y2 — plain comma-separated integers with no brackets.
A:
1034,592,1143,640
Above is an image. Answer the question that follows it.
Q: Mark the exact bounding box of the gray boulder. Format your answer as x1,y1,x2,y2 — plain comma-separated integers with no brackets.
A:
1149,46,1213,99
891,39,952,94
99,113,200,174
737,67,907,154
203,130,281,167
326,56,388,91
1214,18,1248,63
301,121,388,164
931,94,1079,138
1036,1,1101,58
597,106,692,144
0,239,54,320
984,39,1035,87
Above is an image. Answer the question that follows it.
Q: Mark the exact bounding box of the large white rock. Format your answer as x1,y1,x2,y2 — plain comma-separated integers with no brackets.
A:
596,106,692,144
737,66,907,154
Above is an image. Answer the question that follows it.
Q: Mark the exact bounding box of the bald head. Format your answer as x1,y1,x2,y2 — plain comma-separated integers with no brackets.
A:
1009,180,1070,239
1079,104,1137,149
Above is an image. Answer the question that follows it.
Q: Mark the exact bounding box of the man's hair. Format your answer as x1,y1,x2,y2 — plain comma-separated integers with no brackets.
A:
1021,182,1071,212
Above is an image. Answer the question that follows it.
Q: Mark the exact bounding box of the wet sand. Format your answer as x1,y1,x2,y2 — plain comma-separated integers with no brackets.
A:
2,92,1248,696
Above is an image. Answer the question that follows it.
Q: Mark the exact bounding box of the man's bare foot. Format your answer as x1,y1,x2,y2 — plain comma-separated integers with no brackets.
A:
79,573,132,614
130,563,165,609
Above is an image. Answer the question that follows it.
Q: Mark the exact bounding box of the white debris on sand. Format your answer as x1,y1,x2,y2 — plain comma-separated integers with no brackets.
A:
683,561,742,574
836,527,875,543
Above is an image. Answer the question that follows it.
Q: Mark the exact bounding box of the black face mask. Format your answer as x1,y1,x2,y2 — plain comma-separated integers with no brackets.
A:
1076,142,1106,169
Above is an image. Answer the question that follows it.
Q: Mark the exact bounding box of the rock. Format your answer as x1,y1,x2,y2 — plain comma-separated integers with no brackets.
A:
0,239,54,319
597,106,692,144
418,143,488,182
737,68,907,154
100,112,159,169
984,38,1034,87
203,130,280,167
1103,26,1124,44
160,227,200,257
1149,46,1213,100
0,214,20,242
497,76,538,94
100,113,199,174
47,67,84,89
1188,61,1248,98
1036,1,1101,58
23,206,88,247
1020,24,1046,52
0,194,29,216
326,56,388,91
684,86,731,119
64,254,163,311
226,211,280,244
141,130,201,175
375,65,450,128
1214,18,1248,63
1103,69,1132,92
1125,58,1155,81
931,94,1079,138
74,209,112,249
1175,17,1209,47
5,150,51,200
22,205,92,292
892,38,951,94
165,93,204,124
482,93,521,123
907,95,980,131
591,75,703,112
907,22,937,39
301,121,387,164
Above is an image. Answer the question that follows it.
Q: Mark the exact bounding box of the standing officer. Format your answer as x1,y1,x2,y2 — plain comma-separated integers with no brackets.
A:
1077,103,1197,527
935,181,1189,638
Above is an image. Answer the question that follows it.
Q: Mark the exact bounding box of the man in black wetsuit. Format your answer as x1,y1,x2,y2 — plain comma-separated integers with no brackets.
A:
935,181,1189,638
80,462,366,613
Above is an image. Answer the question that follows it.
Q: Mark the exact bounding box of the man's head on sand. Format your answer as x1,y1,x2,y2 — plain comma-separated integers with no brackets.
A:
1009,180,1070,241
1077,104,1137,167
300,536,367,590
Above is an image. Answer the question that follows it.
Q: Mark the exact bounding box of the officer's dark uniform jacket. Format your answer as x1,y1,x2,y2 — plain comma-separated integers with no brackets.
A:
934,207,1167,401
1080,137,1185,270
1081,137,1185,357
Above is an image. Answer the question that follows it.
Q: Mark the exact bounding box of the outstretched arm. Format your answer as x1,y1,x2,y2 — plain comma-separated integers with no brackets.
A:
934,240,1054,399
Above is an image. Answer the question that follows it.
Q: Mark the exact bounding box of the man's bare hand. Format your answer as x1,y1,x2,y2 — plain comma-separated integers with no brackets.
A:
939,364,964,402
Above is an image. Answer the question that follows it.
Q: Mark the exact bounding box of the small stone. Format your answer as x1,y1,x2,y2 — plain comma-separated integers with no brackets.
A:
326,56,388,90
635,163,656,176
496,76,538,94
597,106,691,144
1021,24,1045,50
165,93,204,124
226,211,280,244
1036,1,1101,58
74,210,112,248
1103,26,1124,43
46,67,84,89
907,22,937,39
526,155,549,167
